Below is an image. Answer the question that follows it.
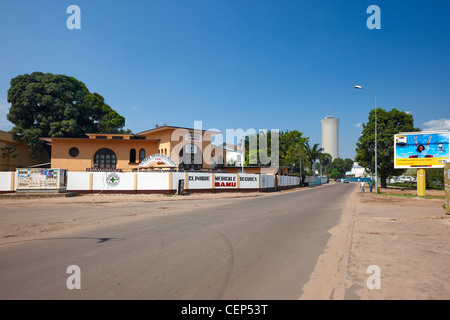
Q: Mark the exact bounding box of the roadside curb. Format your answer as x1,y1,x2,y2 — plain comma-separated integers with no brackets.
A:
0,192,80,199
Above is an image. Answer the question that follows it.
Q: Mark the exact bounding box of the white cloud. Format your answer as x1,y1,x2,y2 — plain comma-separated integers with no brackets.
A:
355,122,363,128
404,110,412,114
421,118,450,131
0,96,13,131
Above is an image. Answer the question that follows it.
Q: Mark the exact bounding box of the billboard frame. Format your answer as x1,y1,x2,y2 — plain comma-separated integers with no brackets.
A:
394,131,450,169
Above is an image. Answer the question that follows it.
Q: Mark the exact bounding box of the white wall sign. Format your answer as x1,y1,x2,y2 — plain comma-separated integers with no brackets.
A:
239,174,259,189
185,132,202,142
187,173,211,189
106,173,120,187
214,174,237,188
139,154,177,168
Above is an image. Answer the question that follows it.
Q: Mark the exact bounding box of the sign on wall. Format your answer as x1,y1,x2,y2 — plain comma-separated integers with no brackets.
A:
16,168,66,189
106,173,121,187
185,132,202,142
139,154,178,168
187,173,212,189
214,174,237,188
394,132,450,168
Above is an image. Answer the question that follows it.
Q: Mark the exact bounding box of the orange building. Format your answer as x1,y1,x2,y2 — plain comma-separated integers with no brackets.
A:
0,130,50,171
41,125,227,172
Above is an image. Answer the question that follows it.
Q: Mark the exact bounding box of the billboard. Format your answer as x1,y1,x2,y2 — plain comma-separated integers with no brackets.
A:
394,132,450,168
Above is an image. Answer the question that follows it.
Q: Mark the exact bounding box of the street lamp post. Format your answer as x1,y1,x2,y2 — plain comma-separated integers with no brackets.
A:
299,156,302,187
355,85,378,193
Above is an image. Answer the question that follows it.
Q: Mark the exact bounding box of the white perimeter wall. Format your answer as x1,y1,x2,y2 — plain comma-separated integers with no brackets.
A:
186,172,213,190
0,172,14,192
137,172,169,190
62,172,298,192
214,173,238,189
67,172,90,191
238,174,259,189
278,175,300,187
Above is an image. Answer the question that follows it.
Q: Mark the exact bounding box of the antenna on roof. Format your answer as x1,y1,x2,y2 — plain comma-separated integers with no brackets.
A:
325,106,334,119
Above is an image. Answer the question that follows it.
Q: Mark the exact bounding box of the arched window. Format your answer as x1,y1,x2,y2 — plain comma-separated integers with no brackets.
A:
130,149,136,163
139,149,146,162
164,148,167,155
93,148,116,169
179,144,202,169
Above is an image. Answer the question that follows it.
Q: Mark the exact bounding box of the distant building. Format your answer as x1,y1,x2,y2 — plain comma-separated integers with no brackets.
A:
346,162,366,178
0,130,50,171
215,143,243,166
321,116,339,159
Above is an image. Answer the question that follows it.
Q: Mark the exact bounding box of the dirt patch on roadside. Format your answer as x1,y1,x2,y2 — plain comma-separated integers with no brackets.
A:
378,187,444,197
300,186,450,300
0,187,318,246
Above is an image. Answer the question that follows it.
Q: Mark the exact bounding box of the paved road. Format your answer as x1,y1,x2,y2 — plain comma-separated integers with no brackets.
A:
0,183,355,299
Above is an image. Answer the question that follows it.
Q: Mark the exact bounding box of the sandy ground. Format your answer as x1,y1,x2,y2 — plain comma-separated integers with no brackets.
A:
1,185,449,299
300,185,450,300
0,191,273,244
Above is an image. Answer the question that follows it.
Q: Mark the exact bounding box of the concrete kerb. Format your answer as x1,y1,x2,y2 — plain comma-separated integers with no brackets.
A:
0,192,80,199
0,182,334,202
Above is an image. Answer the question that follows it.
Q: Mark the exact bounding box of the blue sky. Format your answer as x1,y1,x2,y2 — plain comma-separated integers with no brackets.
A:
0,0,449,159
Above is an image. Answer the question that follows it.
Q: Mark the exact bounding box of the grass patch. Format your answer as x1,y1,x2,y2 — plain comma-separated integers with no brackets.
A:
387,183,444,191
376,192,444,200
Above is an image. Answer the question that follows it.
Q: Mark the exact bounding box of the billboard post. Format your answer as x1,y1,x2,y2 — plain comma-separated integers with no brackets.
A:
445,162,450,215
417,168,426,196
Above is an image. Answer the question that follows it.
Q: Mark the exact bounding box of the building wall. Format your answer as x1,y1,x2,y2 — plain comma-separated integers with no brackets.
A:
47,127,226,172
50,138,159,172
225,150,242,166
223,166,288,175
141,128,226,169
0,131,50,171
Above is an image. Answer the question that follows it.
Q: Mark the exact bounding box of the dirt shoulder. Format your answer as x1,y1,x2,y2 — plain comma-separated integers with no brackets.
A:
0,186,321,246
300,185,450,300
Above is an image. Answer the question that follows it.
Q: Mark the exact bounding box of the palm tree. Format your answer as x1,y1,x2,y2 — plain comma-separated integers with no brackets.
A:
304,142,323,175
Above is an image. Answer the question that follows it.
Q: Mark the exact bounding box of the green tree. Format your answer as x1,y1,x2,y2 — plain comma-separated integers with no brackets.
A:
328,157,353,178
330,168,342,180
243,130,279,167
355,108,419,188
241,130,309,181
304,142,323,174
319,152,333,175
7,72,130,153
1,146,18,171
344,158,354,172
279,130,308,167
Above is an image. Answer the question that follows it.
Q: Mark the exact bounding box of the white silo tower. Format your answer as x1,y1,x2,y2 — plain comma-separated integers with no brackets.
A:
321,116,340,160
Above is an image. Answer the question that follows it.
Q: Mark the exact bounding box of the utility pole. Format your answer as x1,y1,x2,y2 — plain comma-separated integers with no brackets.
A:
299,156,302,187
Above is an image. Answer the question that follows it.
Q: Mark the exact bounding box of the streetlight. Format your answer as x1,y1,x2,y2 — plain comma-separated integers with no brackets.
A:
299,156,302,187
355,85,378,193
